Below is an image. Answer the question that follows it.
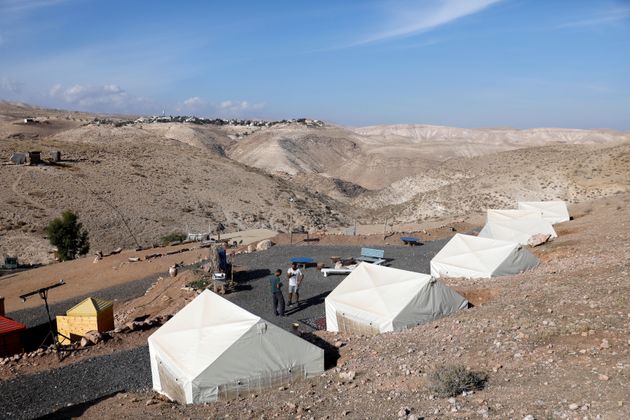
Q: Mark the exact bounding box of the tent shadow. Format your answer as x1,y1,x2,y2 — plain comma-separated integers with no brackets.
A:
300,332,340,369
37,391,121,419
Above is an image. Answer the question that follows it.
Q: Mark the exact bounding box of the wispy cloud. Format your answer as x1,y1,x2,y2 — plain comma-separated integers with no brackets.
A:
48,82,154,112
181,96,205,109
353,0,502,46
1,76,22,93
218,100,265,112
556,6,630,29
0,0,70,14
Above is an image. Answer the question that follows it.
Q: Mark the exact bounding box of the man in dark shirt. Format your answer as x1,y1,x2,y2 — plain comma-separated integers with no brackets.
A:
270,269,286,316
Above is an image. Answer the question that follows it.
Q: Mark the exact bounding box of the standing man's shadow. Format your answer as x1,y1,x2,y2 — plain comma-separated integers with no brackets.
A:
284,291,330,315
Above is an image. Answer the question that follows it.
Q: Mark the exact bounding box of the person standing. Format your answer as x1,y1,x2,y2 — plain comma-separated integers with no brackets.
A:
270,269,285,316
287,262,304,306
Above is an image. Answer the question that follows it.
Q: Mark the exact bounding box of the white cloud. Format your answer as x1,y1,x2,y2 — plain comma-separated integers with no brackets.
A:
355,0,502,46
219,100,265,112
1,77,22,93
48,83,153,112
183,96,205,108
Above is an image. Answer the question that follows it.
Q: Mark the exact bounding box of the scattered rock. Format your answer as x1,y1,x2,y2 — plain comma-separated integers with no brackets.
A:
339,371,356,382
568,403,579,410
84,330,103,345
256,239,273,251
397,406,411,417
528,233,551,247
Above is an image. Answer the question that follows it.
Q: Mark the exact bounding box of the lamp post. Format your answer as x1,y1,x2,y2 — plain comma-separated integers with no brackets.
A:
289,198,294,245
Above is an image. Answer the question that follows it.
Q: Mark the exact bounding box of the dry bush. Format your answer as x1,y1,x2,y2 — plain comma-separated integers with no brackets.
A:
429,365,487,397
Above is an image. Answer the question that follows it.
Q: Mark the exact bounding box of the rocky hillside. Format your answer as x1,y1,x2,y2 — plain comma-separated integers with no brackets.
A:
355,141,630,223
1,102,629,263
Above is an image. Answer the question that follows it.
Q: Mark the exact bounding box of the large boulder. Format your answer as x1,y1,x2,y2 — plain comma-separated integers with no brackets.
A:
84,330,104,345
256,239,273,251
528,233,552,247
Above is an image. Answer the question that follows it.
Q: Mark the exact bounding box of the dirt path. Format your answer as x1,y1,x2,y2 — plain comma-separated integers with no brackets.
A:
10,169,47,211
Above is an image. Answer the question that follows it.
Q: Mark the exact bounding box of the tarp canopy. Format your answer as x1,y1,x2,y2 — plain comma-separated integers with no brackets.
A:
517,201,570,224
148,290,324,404
478,209,557,245
325,263,467,334
430,233,539,279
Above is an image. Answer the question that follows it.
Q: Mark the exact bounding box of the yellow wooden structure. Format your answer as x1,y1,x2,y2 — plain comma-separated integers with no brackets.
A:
56,297,114,344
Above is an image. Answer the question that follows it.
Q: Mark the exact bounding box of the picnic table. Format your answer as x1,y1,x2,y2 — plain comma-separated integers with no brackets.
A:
400,236,421,246
290,257,317,268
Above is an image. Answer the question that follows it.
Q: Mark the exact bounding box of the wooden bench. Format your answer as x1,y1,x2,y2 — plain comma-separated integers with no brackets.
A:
400,236,421,246
356,248,386,265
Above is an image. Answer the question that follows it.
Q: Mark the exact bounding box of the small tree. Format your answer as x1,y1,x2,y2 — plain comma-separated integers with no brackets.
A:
46,210,90,261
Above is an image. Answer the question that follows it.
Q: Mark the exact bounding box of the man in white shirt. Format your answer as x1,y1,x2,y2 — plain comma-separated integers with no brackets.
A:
287,262,304,306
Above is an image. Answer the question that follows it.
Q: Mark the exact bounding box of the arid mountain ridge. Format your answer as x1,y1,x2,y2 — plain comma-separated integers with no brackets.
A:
1,101,629,263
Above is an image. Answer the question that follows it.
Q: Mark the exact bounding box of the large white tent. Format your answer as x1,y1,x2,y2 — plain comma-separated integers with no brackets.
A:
430,233,539,279
478,209,557,245
148,290,324,404
517,201,570,224
486,209,543,222
325,263,467,335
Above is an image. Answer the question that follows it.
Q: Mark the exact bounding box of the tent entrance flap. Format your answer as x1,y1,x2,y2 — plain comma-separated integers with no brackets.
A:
158,358,188,404
216,365,305,400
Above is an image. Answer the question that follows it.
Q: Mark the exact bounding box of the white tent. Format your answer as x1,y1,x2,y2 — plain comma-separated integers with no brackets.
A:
430,233,539,279
478,209,557,245
148,290,324,404
325,263,467,334
517,201,570,224
486,209,544,222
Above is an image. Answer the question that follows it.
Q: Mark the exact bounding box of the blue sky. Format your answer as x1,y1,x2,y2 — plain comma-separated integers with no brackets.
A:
0,0,629,129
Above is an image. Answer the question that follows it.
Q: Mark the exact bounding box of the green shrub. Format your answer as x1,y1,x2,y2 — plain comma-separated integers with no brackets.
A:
160,232,186,245
187,278,209,290
46,210,90,261
429,365,487,397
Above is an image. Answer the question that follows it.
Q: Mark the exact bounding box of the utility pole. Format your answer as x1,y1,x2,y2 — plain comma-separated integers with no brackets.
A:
289,198,294,245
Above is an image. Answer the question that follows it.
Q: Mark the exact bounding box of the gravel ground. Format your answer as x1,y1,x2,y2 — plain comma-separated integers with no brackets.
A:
0,346,151,420
0,242,447,418
227,242,448,331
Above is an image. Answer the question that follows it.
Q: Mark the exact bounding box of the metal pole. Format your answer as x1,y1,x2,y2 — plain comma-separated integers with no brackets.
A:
289,198,294,245
40,290,62,360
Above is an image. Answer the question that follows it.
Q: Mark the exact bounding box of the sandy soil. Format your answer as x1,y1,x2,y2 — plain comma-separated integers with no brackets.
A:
0,242,213,313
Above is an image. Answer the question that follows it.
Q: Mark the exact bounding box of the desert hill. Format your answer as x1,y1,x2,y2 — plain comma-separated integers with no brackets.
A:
0,106,356,263
1,102,629,263
354,141,630,222
227,122,630,190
